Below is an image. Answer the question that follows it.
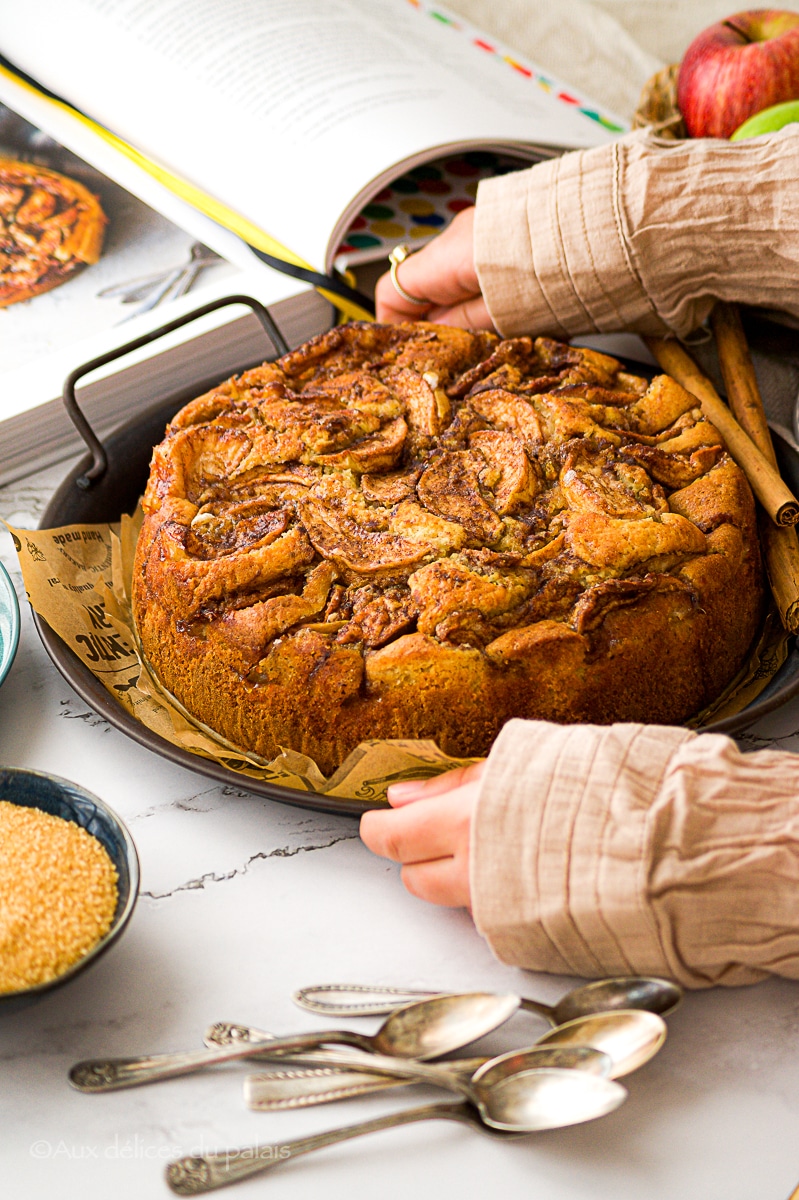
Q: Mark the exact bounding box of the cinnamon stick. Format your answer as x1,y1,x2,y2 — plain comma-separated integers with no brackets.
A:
711,302,774,454
710,301,799,633
754,514,799,633
644,335,799,528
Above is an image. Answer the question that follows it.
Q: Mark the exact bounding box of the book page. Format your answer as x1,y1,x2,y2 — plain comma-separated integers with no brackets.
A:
0,0,621,269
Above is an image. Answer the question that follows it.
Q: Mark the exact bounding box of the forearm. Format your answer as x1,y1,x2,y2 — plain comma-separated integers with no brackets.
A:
471,719,799,988
474,126,799,339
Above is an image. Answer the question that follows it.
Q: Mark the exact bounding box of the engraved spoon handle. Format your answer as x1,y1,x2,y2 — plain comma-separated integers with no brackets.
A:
249,1048,476,1096
69,1029,375,1093
202,1021,376,1066
247,1065,414,1108
246,1055,489,1111
294,983,445,1015
294,984,556,1023
166,1101,480,1194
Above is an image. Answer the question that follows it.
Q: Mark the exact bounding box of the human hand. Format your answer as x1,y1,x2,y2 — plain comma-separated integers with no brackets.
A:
374,207,494,330
359,760,486,908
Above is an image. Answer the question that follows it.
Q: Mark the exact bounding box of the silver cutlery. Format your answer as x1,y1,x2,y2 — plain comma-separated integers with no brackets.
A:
244,1044,609,1112
166,1054,627,1193
207,1007,665,1112
118,265,185,319
204,1021,489,1105
68,992,520,1093
293,975,682,1025
220,1008,666,1080
167,240,220,299
203,1020,430,1076
97,269,172,300
99,241,222,321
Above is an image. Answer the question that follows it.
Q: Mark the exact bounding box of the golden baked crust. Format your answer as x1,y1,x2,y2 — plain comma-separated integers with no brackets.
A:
0,158,106,307
133,322,763,774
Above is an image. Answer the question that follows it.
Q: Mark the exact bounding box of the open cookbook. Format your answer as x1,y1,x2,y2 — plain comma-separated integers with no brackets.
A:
0,0,626,480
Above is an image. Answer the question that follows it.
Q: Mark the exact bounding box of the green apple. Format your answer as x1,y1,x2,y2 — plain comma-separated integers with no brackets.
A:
730,98,799,139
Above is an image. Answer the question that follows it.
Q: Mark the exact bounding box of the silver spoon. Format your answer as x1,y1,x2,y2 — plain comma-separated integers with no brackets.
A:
166,1064,627,1194
68,992,521,1093
536,1009,667,1078
202,1021,410,1071
294,976,682,1025
244,1043,611,1112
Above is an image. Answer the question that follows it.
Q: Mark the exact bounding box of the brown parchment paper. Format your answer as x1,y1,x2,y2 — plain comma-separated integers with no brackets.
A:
6,515,479,805
7,513,789,802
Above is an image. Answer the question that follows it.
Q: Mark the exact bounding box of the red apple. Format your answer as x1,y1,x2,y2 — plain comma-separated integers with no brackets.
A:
678,9,799,139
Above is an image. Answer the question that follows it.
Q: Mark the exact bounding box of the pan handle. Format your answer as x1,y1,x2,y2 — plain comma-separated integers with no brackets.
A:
62,294,290,490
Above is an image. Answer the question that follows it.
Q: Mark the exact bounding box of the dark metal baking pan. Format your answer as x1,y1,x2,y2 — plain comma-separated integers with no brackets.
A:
706,425,799,736
36,309,799,815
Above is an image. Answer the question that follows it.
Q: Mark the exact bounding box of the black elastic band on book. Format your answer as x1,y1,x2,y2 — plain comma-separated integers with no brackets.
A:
0,51,63,102
0,52,377,319
247,247,375,316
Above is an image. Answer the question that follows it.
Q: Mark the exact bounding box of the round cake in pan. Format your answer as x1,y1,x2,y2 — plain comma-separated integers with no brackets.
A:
0,158,106,307
133,321,763,774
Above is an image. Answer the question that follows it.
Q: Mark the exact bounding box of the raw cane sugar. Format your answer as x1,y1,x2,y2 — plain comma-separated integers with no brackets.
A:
0,800,118,993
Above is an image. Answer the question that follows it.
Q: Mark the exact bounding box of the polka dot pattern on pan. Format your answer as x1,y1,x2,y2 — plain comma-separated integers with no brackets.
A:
335,151,532,266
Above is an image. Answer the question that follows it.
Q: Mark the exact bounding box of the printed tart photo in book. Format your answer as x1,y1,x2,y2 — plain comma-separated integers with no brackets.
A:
0,156,106,307
132,321,763,775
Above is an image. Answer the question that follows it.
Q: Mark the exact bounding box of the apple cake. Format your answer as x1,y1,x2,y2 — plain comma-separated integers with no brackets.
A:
0,158,106,307
133,321,763,774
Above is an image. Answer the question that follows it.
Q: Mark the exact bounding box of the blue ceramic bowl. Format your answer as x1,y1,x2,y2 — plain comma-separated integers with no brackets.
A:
0,767,139,1013
0,561,20,689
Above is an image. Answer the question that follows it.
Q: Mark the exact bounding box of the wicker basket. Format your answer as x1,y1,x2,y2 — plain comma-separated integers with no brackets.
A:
633,64,686,140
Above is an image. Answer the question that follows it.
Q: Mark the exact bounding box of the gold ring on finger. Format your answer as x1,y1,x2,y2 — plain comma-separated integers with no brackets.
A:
388,244,431,307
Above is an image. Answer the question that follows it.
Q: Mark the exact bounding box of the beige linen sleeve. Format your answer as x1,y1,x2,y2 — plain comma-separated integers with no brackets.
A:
473,125,799,339
471,719,799,989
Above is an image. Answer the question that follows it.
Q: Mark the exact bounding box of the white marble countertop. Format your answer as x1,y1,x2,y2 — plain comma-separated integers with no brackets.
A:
3,460,799,1200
